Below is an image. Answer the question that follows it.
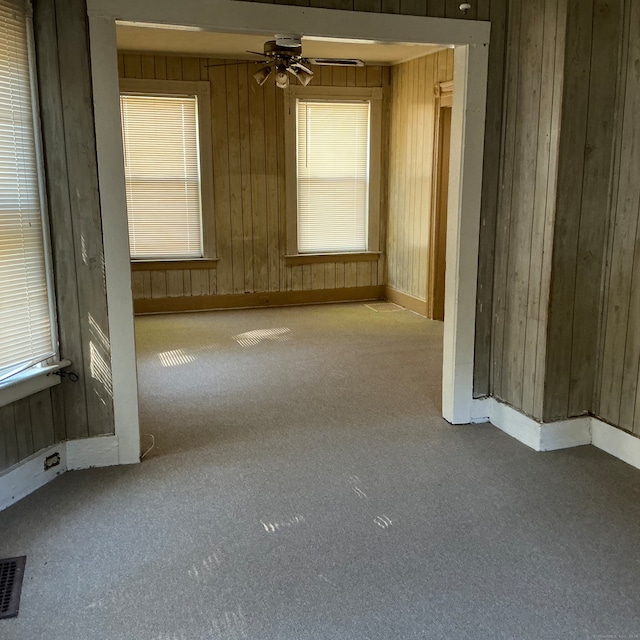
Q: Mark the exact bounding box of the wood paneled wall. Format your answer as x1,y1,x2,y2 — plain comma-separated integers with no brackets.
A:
118,54,388,303
595,0,640,435
240,0,491,19
490,0,566,418
1,0,116,475
491,0,623,422
543,0,621,420
386,49,453,304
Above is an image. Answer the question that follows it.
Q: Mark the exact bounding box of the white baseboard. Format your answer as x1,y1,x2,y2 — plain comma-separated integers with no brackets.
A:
67,435,119,470
1,435,125,512
473,397,640,470
592,419,640,470
0,444,67,512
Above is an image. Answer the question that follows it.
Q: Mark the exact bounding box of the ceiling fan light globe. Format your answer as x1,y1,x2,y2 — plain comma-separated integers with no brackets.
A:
288,66,313,86
275,69,289,89
253,66,272,86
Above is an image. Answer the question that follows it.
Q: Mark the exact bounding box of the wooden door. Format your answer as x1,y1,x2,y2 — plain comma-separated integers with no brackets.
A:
428,103,452,321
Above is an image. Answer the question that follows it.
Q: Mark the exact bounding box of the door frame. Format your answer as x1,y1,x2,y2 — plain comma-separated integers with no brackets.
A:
85,0,490,465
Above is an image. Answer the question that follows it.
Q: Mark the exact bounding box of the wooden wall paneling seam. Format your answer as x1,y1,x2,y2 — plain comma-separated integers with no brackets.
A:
473,0,508,397
491,0,523,402
33,0,87,442
568,0,622,417
55,0,114,437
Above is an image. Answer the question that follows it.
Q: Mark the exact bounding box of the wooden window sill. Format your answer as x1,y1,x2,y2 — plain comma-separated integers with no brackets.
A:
131,259,218,271
285,252,381,266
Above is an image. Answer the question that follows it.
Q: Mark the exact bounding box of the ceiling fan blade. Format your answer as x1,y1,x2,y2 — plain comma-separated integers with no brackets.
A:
204,60,265,68
307,58,365,67
246,50,270,57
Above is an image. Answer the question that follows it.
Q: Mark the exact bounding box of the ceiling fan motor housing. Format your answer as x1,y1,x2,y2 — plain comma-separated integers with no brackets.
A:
275,34,303,48
264,40,302,57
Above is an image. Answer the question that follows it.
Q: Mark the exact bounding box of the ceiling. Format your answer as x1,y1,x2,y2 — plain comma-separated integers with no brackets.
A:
115,26,445,66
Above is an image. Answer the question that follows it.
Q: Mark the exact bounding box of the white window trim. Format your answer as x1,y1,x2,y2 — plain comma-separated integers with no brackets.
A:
284,86,383,257
118,78,216,262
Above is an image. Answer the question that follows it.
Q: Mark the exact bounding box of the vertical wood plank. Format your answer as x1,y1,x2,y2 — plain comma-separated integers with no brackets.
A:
0,405,19,471
123,53,142,79
238,63,255,292
29,390,55,453
150,271,167,298
141,55,155,79
225,62,246,294
249,70,269,292
166,56,183,80
13,399,34,461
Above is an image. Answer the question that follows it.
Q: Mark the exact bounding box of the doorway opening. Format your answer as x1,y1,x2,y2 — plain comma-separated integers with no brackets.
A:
86,0,490,465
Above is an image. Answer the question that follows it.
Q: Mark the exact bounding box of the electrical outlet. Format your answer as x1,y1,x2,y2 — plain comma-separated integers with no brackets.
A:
44,453,61,471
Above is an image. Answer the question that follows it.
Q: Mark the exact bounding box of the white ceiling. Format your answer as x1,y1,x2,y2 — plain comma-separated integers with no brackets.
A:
115,26,445,66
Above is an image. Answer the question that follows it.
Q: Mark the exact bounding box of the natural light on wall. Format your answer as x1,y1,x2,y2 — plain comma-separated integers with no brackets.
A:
0,0,55,383
120,94,203,259
296,100,370,253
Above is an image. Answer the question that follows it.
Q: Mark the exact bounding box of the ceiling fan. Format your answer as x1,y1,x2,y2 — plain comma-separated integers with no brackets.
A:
248,35,365,89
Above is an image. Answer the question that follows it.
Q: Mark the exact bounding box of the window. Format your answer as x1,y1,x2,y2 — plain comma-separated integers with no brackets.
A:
119,79,214,261
285,86,382,257
0,0,57,384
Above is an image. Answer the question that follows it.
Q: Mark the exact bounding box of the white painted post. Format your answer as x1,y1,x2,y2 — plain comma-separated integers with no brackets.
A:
442,43,489,424
88,16,141,464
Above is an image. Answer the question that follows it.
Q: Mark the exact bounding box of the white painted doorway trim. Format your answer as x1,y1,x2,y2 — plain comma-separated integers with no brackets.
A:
86,0,490,463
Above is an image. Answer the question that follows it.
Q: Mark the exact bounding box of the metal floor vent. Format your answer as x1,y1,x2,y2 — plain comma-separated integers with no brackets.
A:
0,556,26,619
364,302,404,312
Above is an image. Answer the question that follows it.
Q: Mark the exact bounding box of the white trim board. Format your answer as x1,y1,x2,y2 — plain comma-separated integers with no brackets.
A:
472,397,640,471
0,435,120,512
86,1,490,464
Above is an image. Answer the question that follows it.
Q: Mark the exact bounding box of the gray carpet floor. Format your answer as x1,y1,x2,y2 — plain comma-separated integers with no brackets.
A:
2,303,640,640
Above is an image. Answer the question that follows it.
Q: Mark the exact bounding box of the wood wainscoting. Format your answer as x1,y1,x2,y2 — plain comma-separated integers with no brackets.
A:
133,286,385,314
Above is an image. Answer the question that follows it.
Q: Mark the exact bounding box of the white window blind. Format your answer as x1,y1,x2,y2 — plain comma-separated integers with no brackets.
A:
296,100,370,253
120,94,203,260
0,0,55,382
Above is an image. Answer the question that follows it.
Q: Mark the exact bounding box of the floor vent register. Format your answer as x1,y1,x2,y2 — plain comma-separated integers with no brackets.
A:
0,556,26,619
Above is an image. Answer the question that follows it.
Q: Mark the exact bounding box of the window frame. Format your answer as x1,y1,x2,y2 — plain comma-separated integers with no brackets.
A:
0,0,63,406
284,86,383,260
118,78,216,265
